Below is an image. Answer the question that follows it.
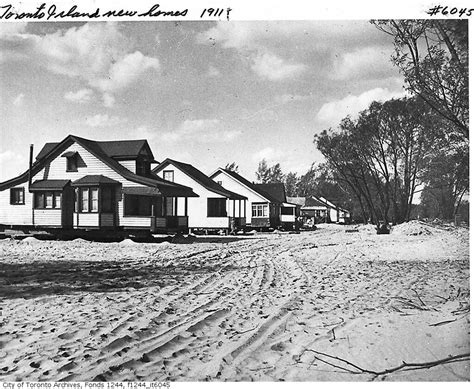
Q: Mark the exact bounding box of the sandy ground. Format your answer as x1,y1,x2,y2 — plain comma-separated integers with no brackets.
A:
0,221,469,382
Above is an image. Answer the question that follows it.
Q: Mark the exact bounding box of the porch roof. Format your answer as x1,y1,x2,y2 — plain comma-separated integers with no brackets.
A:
72,175,121,186
123,186,198,198
30,179,70,191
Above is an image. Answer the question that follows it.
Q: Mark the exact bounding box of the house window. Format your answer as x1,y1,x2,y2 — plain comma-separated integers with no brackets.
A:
66,156,77,172
207,198,227,217
136,159,150,176
163,170,174,182
81,188,89,212
34,192,61,209
124,194,153,217
10,188,25,205
45,192,54,208
75,187,99,213
281,207,294,215
90,188,98,212
54,192,61,209
252,204,268,217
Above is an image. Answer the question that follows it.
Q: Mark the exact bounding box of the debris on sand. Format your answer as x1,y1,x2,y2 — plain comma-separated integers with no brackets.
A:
72,238,90,244
19,237,42,244
119,238,137,246
393,221,435,236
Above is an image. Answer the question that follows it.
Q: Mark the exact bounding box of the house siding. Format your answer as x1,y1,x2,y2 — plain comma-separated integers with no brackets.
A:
118,160,136,173
34,210,62,227
0,185,32,226
74,213,99,228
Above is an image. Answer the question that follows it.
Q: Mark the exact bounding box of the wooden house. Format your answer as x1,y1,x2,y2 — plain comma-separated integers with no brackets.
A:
288,196,350,224
254,183,297,229
209,169,295,229
0,135,198,235
318,196,351,223
152,159,247,232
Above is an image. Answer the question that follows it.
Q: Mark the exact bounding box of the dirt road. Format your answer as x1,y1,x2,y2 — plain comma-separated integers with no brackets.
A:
0,222,469,381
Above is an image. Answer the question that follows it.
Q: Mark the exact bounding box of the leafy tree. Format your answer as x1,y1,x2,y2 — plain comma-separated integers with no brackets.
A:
255,159,284,183
372,20,468,140
224,162,239,172
284,172,299,197
419,146,469,219
296,163,318,197
316,97,439,225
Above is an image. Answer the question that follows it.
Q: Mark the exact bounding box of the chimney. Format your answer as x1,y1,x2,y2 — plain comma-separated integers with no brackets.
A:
28,144,33,190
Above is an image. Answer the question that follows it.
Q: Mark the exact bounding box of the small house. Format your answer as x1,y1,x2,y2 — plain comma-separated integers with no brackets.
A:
209,169,295,229
254,183,297,229
288,195,350,224
0,135,198,234
153,159,247,232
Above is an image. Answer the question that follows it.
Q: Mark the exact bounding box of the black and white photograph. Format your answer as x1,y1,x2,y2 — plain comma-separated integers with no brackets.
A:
0,0,470,383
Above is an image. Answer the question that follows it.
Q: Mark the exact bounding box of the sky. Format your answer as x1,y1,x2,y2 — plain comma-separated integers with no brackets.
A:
0,18,407,182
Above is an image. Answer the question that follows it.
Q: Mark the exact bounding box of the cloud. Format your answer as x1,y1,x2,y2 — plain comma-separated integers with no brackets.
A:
12,93,24,106
161,119,241,143
316,87,407,126
197,21,390,54
64,89,94,103
2,23,160,101
332,46,396,80
252,147,285,163
0,22,27,38
102,93,115,108
85,114,125,128
92,51,160,92
251,52,306,81
128,126,158,140
197,22,307,81
207,65,221,77
274,94,312,104
0,150,26,181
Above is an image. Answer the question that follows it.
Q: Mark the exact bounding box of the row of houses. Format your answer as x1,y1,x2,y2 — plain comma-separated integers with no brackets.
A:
0,135,348,235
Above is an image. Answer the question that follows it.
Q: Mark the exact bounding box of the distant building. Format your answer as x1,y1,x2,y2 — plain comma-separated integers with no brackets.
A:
210,169,296,229
287,195,350,224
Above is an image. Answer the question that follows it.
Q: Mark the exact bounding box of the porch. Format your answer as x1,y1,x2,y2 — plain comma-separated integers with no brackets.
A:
122,187,194,233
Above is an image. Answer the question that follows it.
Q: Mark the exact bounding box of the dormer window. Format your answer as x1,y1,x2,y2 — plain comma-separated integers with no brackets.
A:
163,170,174,182
136,158,151,176
61,151,78,172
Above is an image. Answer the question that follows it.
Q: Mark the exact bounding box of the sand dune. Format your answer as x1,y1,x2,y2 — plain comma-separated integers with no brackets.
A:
0,222,469,381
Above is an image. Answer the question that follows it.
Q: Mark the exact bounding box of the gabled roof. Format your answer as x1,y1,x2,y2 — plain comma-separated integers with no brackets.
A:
96,140,153,160
36,139,154,161
0,135,197,197
154,159,246,200
254,183,287,203
305,196,330,208
210,168,281,203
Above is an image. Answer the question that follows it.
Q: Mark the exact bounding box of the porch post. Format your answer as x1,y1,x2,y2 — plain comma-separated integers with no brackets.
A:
174,197,178,216
233,199,235,217
184,197,188,216
151,204,155,231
